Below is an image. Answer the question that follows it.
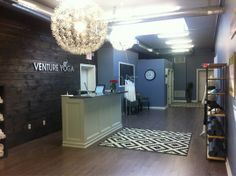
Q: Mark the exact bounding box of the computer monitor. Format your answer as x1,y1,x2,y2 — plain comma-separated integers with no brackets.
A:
95,85,105,94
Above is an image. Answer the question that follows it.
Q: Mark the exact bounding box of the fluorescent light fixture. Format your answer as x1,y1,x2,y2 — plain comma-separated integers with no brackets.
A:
166,39,192,45
112,18,188,37
138,43,158,54
171,44,194,49
172,49,190,53
147,48,153,52
16,0,53,16
17,0,37,8
104,5,181,22
158,32,189,38
115,19,143,25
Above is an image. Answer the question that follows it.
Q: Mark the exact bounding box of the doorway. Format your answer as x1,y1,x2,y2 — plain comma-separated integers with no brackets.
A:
80,64,96,91
196,69,214,102
166,68,174,105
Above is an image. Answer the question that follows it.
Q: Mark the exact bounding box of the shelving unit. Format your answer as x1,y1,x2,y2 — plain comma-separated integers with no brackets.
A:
204,63,227,161
0,86,7,159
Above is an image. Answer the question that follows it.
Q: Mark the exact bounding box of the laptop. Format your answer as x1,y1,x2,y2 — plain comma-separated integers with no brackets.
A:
95,85,105,95
83,83,105,97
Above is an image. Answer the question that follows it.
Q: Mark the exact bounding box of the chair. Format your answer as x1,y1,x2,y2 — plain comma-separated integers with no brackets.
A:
136,92,150,111
124,99,139,115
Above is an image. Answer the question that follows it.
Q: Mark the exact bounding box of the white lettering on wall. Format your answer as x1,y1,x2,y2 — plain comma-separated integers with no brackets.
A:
33,60,74,72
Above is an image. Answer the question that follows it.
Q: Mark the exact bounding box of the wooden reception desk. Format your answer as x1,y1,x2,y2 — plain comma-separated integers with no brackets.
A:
61,93,123,148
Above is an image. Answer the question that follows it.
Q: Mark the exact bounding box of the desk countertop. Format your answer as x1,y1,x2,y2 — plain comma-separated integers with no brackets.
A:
61,91,126,99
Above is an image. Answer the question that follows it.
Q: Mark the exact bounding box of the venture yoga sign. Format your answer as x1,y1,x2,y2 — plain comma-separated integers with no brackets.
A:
33,61,74,72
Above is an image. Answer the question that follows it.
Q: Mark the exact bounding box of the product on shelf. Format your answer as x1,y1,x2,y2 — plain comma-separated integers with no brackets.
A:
0,113,4,121
0,143,4,151
0,86,6,159
0,150,4,157
207,118,224,136
0,143,4,157
207,101,223,111
208,139,226,157
0,129,6,139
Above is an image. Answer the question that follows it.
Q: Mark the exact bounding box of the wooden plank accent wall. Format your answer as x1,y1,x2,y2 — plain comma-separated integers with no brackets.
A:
0,6,97,147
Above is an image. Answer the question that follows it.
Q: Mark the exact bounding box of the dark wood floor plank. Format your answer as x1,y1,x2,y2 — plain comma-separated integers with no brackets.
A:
0,107,227,176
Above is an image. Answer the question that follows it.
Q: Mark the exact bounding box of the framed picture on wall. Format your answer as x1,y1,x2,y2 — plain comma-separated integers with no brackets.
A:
229,52,236,97
119,62,135,87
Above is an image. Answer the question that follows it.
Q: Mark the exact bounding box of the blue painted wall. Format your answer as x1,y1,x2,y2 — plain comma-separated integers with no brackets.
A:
215,0,236,174
97,43,114,89
136,59,171,107
97,43,138,91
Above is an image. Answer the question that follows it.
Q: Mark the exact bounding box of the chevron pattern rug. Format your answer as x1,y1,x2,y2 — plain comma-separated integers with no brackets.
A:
99,128,192,156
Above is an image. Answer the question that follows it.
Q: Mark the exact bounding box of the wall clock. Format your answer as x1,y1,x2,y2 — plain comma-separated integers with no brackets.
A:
145,69,156,81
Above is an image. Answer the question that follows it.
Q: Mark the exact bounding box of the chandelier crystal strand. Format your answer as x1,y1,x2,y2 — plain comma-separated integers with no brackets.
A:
51,0,108,55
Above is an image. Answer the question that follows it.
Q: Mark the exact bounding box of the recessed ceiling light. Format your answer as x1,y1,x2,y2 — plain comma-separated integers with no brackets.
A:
166,39,192,45
171,44,194,49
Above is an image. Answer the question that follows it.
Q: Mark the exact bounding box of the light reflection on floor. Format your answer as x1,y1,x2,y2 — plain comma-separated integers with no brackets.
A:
170,102,203,108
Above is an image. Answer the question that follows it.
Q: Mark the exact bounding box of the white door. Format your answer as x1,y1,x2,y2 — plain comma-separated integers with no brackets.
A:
198,69,214,101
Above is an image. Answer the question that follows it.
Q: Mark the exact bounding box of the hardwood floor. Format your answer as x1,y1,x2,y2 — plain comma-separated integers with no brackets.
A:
0,107,227,176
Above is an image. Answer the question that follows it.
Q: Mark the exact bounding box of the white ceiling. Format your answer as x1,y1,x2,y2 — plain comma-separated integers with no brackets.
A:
32,0,222,56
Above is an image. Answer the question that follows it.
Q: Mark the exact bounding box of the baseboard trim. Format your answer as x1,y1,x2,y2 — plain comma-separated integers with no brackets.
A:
172,100,186,103
144,106,167,110
172,100,198,103
226,158,233,176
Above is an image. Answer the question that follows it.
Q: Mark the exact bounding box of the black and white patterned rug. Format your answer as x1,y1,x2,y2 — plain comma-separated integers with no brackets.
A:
99,128,192,156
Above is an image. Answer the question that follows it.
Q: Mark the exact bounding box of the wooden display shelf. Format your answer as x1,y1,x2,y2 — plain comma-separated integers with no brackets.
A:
207,134,225,139
206,145,225,161
204,63,227,162
207,63,227,68
207,111,226,117
207,92,225,95
207,77,226,80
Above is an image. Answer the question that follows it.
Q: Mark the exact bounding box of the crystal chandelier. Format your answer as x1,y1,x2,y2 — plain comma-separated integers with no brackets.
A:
51,0,108,55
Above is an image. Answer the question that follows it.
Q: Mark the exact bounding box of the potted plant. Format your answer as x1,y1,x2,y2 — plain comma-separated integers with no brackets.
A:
186,82,193,103
109,79,118,92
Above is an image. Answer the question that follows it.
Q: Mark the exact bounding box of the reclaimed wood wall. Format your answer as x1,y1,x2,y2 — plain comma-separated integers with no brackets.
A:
0,6,97,147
